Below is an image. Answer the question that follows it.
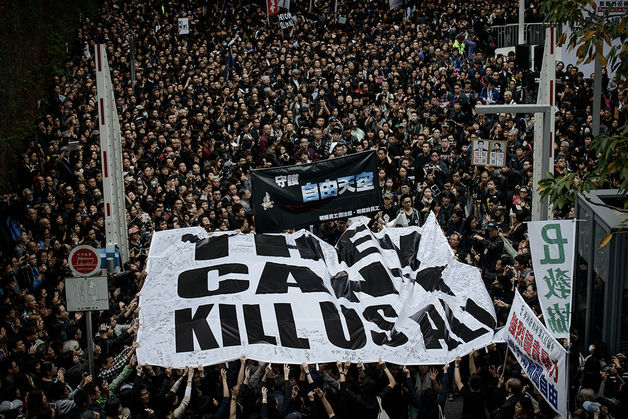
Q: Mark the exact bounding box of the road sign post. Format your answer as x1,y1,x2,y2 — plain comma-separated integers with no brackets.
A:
66,245,107,376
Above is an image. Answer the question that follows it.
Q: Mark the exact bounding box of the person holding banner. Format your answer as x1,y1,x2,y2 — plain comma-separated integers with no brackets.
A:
387,194,421,227
454,355,488,418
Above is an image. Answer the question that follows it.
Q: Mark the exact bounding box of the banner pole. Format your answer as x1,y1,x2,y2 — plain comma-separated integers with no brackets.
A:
565,342,571,416
501,346,509,379
86,308,95,375
565,219,574,416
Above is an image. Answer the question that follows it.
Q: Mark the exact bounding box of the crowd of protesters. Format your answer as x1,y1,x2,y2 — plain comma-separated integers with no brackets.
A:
0,0,626,417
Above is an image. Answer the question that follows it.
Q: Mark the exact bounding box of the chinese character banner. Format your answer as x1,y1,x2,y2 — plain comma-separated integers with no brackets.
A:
528,220,576,339
251,151,381,233
506,291,568,417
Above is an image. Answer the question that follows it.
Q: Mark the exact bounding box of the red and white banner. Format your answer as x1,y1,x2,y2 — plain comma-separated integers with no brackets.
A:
267,0,279,16
506,292,567,417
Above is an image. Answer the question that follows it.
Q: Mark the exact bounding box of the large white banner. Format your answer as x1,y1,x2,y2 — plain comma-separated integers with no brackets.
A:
528,220,575,339
506,292,568,417
136,215,497,367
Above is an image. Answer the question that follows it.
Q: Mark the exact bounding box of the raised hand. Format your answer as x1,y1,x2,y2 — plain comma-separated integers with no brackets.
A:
429,368,438,381
83,374,93,386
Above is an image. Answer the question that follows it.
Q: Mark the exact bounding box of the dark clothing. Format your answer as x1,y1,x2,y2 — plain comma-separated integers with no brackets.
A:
461,385,488,419
481,235,504,272
490,391,521,419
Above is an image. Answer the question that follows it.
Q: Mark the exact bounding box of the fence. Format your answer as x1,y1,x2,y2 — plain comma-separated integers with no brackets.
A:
491,23,560,48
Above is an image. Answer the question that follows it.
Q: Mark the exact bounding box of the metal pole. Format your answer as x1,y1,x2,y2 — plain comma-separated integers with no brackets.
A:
592,55,602,136
518,0,525,45
130,32,136,90
565,341,571,415
266,0,270,25
541,109,552,220
86,308,95,375
501,346,510,378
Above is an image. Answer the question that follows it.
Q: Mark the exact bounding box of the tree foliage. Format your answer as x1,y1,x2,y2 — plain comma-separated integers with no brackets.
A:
538,124,628,210
539,0,628,214
541,0,628,75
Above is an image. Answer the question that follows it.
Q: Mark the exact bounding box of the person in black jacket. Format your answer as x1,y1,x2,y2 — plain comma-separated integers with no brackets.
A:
337,358,396,419
491,376,522,419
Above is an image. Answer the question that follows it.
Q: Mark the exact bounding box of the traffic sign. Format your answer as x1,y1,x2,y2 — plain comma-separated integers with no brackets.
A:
65,276,109,311
68,245,101,277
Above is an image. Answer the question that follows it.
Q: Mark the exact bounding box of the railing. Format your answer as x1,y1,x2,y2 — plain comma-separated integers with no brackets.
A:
491,23,561,48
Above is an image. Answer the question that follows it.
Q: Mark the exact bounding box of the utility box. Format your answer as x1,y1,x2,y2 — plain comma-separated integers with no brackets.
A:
573,189,627,356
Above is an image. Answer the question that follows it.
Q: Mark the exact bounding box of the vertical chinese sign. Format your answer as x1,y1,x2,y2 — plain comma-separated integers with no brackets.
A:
528,220,576,340
506,291,568,417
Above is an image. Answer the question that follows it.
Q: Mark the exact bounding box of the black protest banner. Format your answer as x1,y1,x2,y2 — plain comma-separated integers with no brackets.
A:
251,151,381,233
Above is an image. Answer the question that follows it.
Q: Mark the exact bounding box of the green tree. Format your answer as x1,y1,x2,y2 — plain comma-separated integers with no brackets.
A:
538,0,628,214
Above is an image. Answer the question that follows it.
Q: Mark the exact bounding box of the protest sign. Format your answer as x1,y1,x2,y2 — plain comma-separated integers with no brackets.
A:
278,12,298,29
136,214,497,368
489,140,507,167
528,220,576,339
178,18,189,34
389,0,405,9
251,151,381,233
506,291,568,417
472,139,506,167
